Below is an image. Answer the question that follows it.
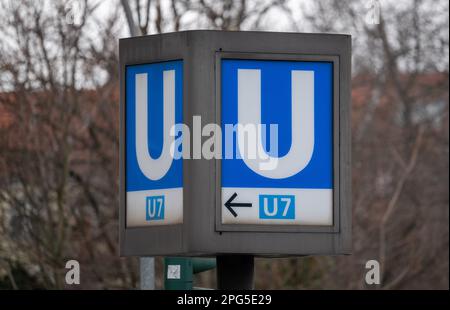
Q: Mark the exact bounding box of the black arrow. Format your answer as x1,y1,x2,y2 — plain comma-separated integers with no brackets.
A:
224,192,252,217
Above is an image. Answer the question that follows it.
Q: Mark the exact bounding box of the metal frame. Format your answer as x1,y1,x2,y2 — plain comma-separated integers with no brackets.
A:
214,52,340,233
119,30,352,257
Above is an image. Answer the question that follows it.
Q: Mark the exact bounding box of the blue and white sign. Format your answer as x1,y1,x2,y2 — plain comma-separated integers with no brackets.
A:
221,59,333,226
126,61,183,227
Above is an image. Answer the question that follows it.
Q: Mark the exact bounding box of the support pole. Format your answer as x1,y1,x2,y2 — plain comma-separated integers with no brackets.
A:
140,257,155,290
216,255,254,290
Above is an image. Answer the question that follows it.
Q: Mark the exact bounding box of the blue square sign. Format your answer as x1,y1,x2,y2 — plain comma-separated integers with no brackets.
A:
221,59,333,226
125,60,183,227
259,195,295,220
146,195,165,221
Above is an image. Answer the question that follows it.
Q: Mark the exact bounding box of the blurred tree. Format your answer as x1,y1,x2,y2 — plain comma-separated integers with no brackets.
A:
288,0,449,289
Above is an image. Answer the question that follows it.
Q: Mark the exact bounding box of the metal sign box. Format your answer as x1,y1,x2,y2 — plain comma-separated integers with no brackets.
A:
119,30,351,256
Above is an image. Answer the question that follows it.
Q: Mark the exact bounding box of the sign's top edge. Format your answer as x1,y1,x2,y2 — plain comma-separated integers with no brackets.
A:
118,29,352,41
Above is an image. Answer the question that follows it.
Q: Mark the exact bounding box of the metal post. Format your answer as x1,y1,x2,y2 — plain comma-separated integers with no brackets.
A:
217,255,254,290
140,257,155,290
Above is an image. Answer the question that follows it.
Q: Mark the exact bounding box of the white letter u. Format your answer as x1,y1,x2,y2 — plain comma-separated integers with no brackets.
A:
135,70,175,181
237,69,315,179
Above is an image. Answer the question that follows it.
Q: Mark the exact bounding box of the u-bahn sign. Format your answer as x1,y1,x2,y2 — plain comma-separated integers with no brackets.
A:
119,30,351,256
